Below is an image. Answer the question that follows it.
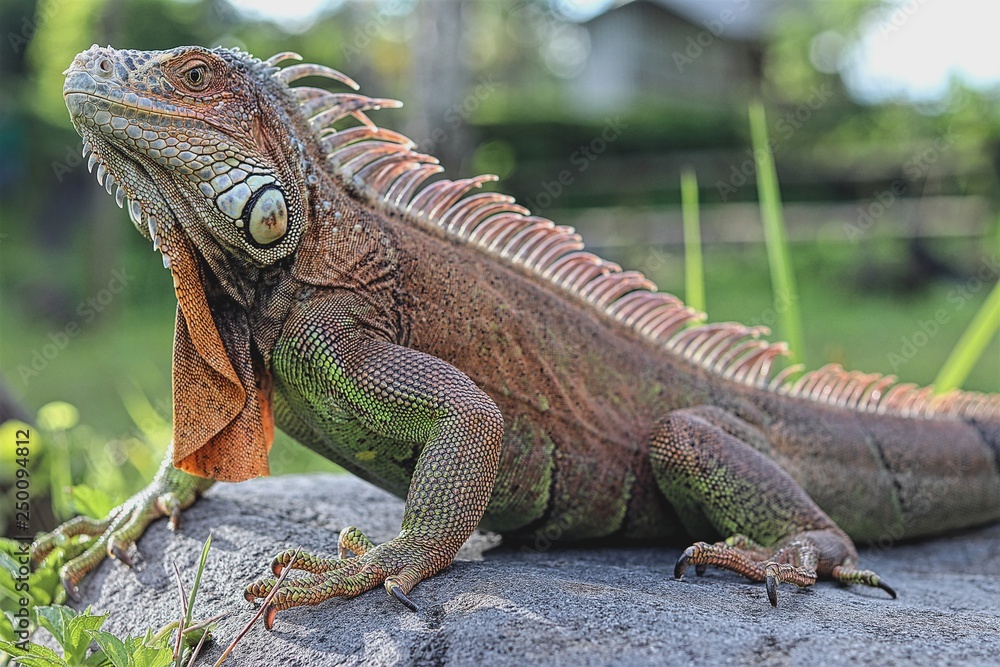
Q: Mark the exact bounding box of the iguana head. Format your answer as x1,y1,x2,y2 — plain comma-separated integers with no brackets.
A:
64,44,311,267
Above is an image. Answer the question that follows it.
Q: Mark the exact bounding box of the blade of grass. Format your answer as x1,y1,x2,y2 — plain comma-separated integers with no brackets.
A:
933,272,1000,393
749,100,804,364
681,167,705,313
173,534,212,667
186,533,213,628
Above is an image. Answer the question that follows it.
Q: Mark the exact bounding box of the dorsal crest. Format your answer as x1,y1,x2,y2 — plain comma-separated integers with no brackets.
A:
264,52,999,423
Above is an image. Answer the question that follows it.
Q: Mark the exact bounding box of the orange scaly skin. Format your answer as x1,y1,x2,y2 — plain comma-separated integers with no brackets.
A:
33,45,1000,627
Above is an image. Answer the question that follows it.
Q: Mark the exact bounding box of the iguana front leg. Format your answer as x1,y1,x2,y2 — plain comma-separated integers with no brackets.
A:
31,446,214,597
245,291,504,627
651,406,895,605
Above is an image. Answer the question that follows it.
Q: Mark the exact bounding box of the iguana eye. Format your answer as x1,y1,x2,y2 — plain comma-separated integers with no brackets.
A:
182,63,210,91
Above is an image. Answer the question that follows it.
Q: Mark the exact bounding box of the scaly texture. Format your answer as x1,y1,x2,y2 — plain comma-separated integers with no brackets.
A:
34,45,1000,627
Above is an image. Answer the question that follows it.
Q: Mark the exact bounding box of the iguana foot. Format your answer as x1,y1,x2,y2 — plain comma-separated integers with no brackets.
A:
674,531,895,606
674,534,819,606
245,526,442,629
31,452,213,598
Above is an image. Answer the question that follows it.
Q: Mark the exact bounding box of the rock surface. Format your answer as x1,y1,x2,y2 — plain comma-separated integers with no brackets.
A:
54,474,1000,666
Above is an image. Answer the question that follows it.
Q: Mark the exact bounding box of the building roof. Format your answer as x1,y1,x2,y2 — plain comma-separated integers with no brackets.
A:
595,0,799,41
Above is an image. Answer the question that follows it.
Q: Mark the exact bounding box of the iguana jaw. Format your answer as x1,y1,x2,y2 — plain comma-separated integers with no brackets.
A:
75,128,174,259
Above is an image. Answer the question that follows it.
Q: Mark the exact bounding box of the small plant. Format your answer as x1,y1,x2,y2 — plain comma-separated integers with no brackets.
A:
0,605,177,667
934,223,1000,392
0,537,218,667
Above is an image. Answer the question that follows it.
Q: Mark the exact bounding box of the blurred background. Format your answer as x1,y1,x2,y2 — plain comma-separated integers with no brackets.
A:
0,0,997,533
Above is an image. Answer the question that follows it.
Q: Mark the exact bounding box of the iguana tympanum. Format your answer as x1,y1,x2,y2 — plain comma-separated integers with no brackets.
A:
35,45,1000,628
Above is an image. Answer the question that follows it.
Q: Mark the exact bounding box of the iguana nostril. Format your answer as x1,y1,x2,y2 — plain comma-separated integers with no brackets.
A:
95,57,113,76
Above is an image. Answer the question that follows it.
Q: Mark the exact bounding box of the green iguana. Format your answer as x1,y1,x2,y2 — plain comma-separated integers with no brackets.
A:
34,44,1000,629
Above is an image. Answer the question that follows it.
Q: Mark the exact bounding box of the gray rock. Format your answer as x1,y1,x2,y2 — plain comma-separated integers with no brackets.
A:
54,474,1000,666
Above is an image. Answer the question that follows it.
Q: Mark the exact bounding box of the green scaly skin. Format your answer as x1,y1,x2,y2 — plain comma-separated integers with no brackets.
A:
33,45,1000,627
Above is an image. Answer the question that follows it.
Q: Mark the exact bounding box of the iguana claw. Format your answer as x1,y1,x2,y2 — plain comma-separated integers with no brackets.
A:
264,605,278,631
60,575,80,602
245,526,440,628
387,579,419,612
110,542,133,566
673,546,694,580
766,571,779,607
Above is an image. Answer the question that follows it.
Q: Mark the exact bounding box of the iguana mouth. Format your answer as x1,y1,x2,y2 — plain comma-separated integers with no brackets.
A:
75,129,173,268
64,64,175,266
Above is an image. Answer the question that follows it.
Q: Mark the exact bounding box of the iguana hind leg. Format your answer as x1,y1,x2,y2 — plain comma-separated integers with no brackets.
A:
650,406,895,606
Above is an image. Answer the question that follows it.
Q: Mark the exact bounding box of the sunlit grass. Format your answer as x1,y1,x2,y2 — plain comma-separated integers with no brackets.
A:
749,100,805,363
680,167,705,313
934,276,1000,392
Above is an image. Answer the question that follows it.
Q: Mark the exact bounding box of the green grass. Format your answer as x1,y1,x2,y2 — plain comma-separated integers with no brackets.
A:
749,100,805,364
680,167,705,313
933,256,1000,392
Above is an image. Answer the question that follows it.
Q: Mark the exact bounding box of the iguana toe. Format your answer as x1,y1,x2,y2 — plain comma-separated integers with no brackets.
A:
31,453,212,597
831,564,897,599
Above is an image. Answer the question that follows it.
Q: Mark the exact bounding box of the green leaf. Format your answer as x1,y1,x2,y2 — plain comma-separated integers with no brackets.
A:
1,611,14,642
88,631,128,667
185,534,213,627
29,567,63,607
66,485,117,520
33,606,108,664
83,648,114,667
0,638,68,666
123,637,174,667
0,545,59,613
87,631,175,667
34,606,78,650
934,277,1000,392
0,544,23,572
63,609,109,663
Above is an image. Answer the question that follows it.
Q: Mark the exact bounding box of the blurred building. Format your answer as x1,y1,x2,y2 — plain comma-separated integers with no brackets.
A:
570,0,792,116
